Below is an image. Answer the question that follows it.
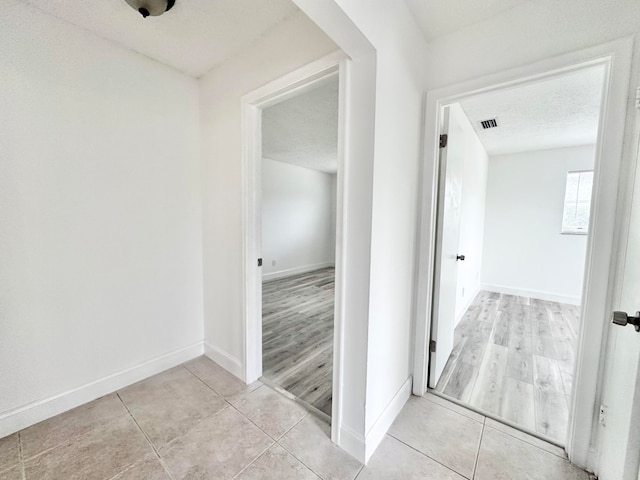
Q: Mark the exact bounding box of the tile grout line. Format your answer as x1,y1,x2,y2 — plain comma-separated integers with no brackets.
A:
472,421,486,479
183,363,283,436
209,380,314,448
183,364,228,398
274,414,348,478
125,363,303,478
387,433,472,480
157,403,233,451
353,464,365,479
483,423,568,460
230,441,277,480
145,365,274,455
180,363,249,411
18,432,26,480
18,406,133,465
273,412,309,443
228,408,313,480
422,394,486,425
162,371,304,459
223,394,291,443
115,392,177,480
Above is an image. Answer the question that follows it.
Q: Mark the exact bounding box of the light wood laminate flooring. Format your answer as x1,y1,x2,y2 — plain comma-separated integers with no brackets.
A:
434,291,579,443
262,267,334,416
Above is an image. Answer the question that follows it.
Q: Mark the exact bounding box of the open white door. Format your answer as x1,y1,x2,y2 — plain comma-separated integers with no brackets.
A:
429,105,466,388
596,143,640,479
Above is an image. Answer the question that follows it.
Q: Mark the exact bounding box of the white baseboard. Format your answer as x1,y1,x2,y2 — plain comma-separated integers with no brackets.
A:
481,284,581,306
455,286,481,326
204,343,244,380
339,425,366,464
364,376,413,463
0,342,204,439
262,262,335,282
339,378,413,463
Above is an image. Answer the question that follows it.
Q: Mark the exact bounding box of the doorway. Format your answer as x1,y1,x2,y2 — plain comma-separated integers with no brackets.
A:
431,66,605,444
241,53,347,433
428,64,605,444
259,73,339,416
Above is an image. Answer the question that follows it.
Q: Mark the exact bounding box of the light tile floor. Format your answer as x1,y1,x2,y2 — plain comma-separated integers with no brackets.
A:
0,357,590,480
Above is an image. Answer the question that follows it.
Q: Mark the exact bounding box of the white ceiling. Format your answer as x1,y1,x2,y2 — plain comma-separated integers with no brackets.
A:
18,0,540,77
404,0,529,41
262,76,339,174
18,0,299,77
458,65,605,156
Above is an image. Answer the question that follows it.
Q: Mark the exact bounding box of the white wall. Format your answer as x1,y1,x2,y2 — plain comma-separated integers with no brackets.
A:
293,0,432,460
199,10,337,375
261,158,336,279
449,105,489,322
426,0,640,89
481,145,595,304
0,2,203,435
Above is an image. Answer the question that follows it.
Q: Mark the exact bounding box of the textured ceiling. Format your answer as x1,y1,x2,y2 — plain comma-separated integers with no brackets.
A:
458,65,605,156
17,0,299,77
404,0,528,41
262,75,339,174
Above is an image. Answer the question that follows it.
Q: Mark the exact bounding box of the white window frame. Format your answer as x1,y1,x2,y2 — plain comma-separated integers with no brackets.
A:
561,169,594,235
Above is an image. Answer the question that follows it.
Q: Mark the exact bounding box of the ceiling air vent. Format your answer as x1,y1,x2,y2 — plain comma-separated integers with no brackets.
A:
480,118,498,129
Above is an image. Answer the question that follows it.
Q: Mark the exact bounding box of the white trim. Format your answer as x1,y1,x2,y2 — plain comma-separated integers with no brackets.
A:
0,342,203,438
480,284,581,306
330,58,350,448
204,343,244,379
455,286,481,326
339,425,366,463
364,377,412,463
241,51,349,447
242,51,346,384
262,262,335,282
412,38,634,471
242,51,347,107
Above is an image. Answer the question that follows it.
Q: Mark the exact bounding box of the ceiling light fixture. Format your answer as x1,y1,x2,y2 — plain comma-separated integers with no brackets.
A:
124,0,175,18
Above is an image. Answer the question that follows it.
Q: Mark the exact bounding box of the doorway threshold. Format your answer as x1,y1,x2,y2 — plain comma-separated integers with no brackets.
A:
426,389,566,449
260,376,331,424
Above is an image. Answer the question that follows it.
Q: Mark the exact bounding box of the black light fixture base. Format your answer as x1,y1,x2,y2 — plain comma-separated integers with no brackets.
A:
126,0,176,18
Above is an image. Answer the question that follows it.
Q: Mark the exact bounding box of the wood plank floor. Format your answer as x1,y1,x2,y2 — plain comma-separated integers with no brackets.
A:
262,267,334,416
434,291,579,443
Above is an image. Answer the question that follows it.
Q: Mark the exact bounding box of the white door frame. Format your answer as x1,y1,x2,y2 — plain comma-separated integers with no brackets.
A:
241,51,348,443
412,38,633,469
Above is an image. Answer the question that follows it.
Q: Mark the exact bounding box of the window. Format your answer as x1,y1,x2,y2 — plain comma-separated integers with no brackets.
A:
562,170,593,235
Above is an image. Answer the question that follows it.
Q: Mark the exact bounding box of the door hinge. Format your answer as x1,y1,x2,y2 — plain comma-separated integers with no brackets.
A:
429,340,437,353
257,258,263,267
439,134,448,148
